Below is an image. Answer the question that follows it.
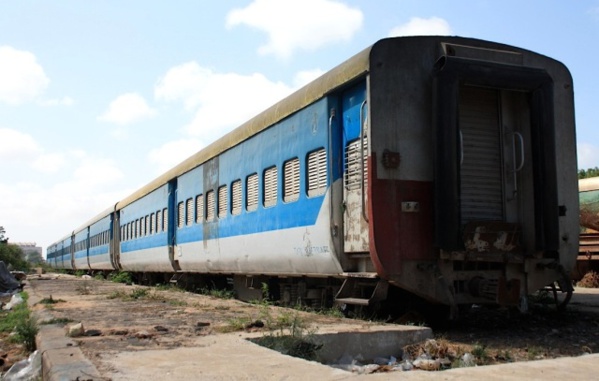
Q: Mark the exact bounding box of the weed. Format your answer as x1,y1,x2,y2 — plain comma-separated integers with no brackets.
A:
168,299,187,306
0,292,38,351
255,313,321,361
110,271,133,285
74,270,86,277
107,290,127,299
10,315,38,351
498,349,513,362
218,316,254,333
106,288,156,301
94,273,105,281
471,343,489,364
38,295,65,305
129,288,149,299
199,287,235,299
40,317,74,325
76,280,96,295
318,306,345,319
527,346,544,360
156,283,185,292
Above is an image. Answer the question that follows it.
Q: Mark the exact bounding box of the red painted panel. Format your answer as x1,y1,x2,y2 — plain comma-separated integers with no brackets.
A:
367,153,434,278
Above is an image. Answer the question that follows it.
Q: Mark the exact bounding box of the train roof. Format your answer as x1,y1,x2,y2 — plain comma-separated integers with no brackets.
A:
72,205,116,234
580,176,599,192
112,35,568,211
115,43,372,210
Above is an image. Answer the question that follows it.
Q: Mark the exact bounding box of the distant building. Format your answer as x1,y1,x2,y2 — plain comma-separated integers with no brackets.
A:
13,242,44,264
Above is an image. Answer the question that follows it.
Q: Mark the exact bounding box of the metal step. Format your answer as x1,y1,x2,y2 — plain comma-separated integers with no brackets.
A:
334,277,389,307
335,297,370,306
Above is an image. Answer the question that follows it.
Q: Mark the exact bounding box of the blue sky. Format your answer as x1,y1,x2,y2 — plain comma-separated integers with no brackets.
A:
1,0,598,253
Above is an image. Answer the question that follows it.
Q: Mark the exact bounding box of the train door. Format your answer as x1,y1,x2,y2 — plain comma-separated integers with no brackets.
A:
110,211,121,270
342,83,369,254
70,234,75,269
458,86,534,252
85,227,91,269
434,56,558,254
167,179,181,271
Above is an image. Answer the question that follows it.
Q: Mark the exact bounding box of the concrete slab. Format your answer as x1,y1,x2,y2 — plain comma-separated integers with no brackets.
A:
26,276,599,381
36,324,103,381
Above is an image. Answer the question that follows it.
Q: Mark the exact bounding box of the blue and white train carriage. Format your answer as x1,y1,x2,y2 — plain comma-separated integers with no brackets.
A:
48,36,579,317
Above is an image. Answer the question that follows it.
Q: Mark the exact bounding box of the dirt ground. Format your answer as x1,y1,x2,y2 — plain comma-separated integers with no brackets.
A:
3,274,599,376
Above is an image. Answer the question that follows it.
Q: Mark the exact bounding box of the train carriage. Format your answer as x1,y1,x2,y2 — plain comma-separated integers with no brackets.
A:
87,208,114,271
48,36,578,317
73,226,89,270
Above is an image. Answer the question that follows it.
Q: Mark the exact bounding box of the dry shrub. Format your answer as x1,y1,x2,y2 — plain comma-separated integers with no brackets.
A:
577,271,599,288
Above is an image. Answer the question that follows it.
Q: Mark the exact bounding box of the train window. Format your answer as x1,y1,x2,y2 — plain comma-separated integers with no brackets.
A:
284,158,300,202
207,191,215,220
231,180,242,215
135,219,140,238
307,148,327,196
145,216,149,236
163,208,168,231
186,198,194,225
246,173,258,212
218,185,228,218
177,202,185,228
264,166,278,208
157,210,162,232
150,213,155,234
344,138,368,191
196,195,204,223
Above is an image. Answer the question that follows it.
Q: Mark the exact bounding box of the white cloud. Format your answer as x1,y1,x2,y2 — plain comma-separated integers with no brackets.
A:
154,63,212,111
0,152,128,249
578,142,599,169
148,139,205,174
31,153,66,174
155,62,294,143
0,46,50,105
98,92,157,125
72,157,124,187
226,0,363,59
39,96,75,107
389,17,452,37
0,128,42,160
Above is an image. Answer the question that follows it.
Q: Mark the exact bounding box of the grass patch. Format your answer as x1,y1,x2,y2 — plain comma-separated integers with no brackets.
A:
106,287,161,301
37,295,65,305
199,287,235,299
0,292,38,351
40,317,74,325
76,280,97,295
109,271,133,285
253,312,321,361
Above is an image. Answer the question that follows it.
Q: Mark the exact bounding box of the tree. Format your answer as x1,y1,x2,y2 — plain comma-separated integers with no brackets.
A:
0,243,29,271
579,167,599,179
0,225,7,243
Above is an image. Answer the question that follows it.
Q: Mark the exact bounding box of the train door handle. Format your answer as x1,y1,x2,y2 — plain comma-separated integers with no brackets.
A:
512,132,525,172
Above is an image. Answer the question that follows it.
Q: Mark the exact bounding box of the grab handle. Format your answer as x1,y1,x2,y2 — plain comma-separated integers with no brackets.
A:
513,132,525,172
